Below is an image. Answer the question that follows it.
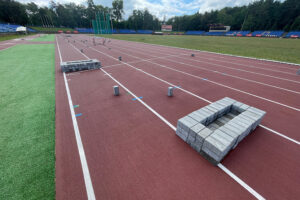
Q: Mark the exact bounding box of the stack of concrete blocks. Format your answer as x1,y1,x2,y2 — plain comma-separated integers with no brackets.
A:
176,97,266,165
60,59,101,72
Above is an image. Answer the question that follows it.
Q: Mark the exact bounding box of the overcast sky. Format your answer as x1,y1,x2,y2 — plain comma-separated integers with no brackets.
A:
16,0,279,20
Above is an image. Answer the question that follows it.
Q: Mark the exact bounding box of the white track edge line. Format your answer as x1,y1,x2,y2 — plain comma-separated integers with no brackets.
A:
56,36,96,200
104,42,300,94
79,38,300,146
68,38,267,199
101,68,265,200
107,37,300,67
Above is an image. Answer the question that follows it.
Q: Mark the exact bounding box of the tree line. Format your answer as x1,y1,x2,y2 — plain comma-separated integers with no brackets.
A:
167,0,300,31
0,0,299,31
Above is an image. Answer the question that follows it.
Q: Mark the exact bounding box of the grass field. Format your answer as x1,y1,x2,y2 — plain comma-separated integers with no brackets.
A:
100,34,300,64
30,26,74,32
31,34,55,42
0,44,55,199
0,34,34,42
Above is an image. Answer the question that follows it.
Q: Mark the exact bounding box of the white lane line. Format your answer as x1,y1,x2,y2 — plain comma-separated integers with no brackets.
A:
259,125,300,145
84,44,300,146
56,36,96,200
109,40,300,84
109,39,297,74
104,68,265,200
162,57,300,95
101,67,265,200
90,42,300,112
108,37,300,68
104,42,300,94
68,39,267,199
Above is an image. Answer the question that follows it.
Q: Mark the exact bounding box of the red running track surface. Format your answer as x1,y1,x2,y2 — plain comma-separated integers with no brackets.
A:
55,34,300,200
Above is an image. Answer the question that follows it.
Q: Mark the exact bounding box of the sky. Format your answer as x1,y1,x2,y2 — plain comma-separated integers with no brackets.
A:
16,0,271,20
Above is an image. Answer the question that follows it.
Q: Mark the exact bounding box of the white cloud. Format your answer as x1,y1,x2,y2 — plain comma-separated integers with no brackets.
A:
16,0,280,20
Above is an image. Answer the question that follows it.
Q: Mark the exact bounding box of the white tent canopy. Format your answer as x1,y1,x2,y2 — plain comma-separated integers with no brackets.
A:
16,26,27,32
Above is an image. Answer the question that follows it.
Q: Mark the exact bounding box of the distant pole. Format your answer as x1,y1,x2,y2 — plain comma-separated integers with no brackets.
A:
110,13,114,34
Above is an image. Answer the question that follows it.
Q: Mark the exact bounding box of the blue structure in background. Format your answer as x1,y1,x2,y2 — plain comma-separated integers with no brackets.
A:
185,31,205,35
285,31,300,38
205,32,225,36
137,30,153,34
225,31,250,36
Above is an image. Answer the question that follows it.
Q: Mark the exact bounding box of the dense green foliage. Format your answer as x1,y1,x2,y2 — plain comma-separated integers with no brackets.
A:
0,44,55,200
167,0,300,31
0,0,299,31
101,34,300,64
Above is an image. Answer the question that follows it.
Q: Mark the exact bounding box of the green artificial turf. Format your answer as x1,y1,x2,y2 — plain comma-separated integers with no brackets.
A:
99,34,300,64
30,27,74,32
0,34,33,42
0,44,55,199
31,34,55,42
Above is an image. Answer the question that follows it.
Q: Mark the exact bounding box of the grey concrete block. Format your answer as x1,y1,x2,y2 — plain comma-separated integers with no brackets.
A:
168,87,173,97
177,116,198,133
113,85,119,96
60,59,101,73
191,128,212,152
247,107,266,117
188,111,207,124
176,126,188,141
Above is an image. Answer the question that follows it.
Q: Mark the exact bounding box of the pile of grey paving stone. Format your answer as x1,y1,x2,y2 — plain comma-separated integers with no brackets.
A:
60,59,101,72
176,97,266,165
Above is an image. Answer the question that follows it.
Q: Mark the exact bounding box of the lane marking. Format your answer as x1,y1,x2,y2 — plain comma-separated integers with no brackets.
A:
132,96,143,101
89,41,300,111
80,42,300,146
162,56,300,94
109,40,300,85
101,67,265,200
108,37,300,68
56,36,96,200
110,39,297,74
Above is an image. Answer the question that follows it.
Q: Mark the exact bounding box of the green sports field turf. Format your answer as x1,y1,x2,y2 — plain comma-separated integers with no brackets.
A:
31,34,55,42
0,44,55,199
0,34,33,42
99,34,300,64
30,27,74,32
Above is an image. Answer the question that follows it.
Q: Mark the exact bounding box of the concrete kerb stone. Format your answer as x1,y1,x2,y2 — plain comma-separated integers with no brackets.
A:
175,97,266,165
61,59,101,73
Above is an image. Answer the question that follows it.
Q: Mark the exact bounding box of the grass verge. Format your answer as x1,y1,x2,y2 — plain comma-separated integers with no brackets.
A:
30,27,74,32
99,34,300,64
0,34,34,42
31,34,55,42
0,44,55,200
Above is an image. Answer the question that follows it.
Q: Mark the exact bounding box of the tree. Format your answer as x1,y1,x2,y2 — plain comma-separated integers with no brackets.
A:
112,0,124,22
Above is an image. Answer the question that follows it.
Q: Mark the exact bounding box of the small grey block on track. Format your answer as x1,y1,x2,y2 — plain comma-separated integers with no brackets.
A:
168,87,173,97
297,69,300,75
113,85,119,96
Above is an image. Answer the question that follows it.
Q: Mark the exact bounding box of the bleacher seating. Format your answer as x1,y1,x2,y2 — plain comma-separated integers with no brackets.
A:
0,24,20,32
137,30,153,34
250,30,284,37
205,32,225,36
285,31,300,38
225,30,250,36
185,31,205,35
262,31,284,37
